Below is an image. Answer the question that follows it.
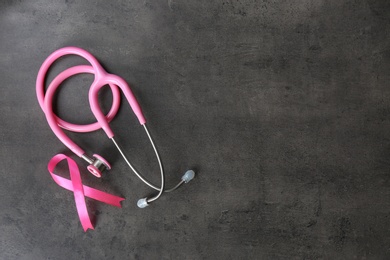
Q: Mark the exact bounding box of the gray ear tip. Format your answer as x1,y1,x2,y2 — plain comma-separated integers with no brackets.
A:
182,170,195,183
137,198,149,208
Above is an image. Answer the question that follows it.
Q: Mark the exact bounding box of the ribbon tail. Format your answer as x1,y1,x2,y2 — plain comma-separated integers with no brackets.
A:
83,186,125,207
69,157,95,232
74,190,94,232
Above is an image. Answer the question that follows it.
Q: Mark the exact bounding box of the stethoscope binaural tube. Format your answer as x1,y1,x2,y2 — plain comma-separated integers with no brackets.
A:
36,47,195,208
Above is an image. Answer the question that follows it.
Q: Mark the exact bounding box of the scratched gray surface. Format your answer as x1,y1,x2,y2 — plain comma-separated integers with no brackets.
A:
1,0,390,259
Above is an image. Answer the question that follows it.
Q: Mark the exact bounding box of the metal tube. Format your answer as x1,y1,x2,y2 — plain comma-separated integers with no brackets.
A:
111,125,184,197
81,154,94,164
142,125,164,203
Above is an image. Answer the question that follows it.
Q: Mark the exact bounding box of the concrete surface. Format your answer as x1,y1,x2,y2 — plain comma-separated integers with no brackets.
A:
1,0,390,259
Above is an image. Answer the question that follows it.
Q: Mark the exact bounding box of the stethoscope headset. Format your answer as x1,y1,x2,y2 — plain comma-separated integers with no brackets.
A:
36,47,195,208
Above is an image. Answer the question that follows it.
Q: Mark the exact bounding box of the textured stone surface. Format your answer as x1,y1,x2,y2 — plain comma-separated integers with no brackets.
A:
1,0,390,259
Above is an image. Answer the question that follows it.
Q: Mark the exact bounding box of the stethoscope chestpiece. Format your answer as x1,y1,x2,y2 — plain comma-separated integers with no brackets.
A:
37,47,196,208
86,154,111,178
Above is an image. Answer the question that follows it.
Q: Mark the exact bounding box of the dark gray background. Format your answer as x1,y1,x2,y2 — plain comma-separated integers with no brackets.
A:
1,0,390,259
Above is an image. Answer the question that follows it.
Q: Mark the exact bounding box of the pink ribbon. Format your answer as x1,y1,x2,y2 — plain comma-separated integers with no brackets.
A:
47,154,125,231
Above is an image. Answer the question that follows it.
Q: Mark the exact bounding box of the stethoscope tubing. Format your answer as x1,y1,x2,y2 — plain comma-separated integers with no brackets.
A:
36,46,188,206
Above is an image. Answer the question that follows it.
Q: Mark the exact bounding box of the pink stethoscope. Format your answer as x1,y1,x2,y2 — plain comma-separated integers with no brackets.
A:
36,47,195,208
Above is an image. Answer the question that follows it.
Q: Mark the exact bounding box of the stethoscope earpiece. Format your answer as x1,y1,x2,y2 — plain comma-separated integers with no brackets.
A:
137,170,196,209
137,198,149,208
182,170,196,183
37,47,195,208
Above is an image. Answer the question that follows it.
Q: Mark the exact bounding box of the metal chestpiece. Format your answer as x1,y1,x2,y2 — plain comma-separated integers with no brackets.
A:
85,154,111,178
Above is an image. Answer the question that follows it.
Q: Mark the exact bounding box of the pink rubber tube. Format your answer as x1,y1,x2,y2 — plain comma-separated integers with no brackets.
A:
89,73,146,138
38,65,121,133
36,47,146,156
43,65,121,156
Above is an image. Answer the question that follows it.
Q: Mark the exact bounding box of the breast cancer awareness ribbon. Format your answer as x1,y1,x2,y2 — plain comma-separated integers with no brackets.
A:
47,154,125,231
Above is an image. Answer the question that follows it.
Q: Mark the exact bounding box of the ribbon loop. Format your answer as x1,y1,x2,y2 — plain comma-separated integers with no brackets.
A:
48,154,125,231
